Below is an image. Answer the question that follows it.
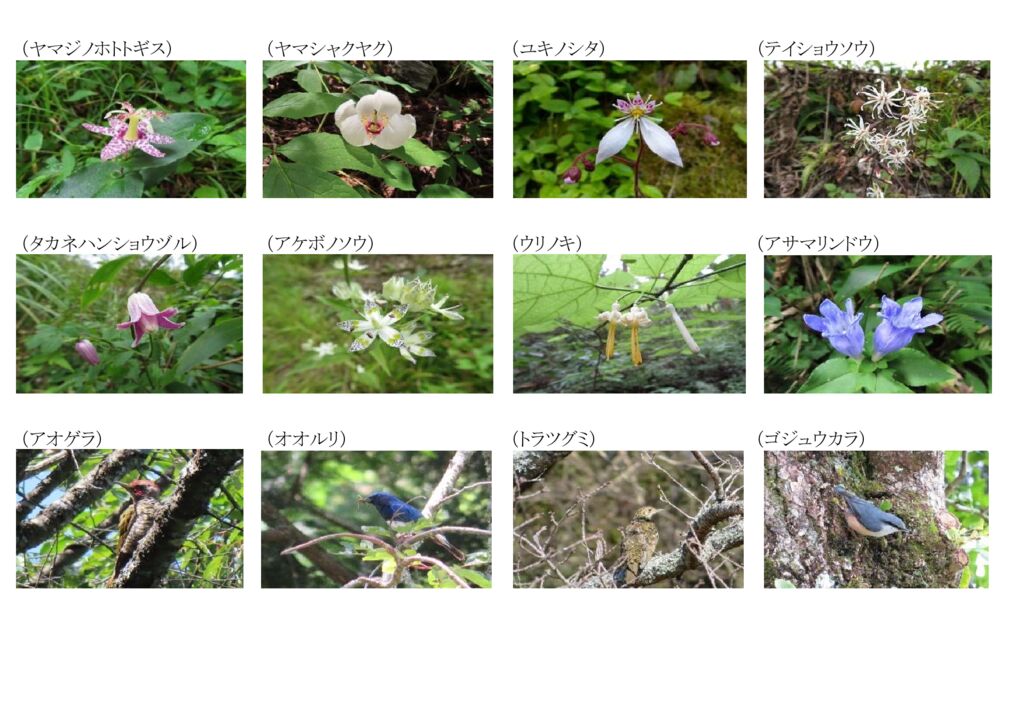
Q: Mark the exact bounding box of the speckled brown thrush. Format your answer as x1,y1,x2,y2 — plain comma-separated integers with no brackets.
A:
623,505,662,585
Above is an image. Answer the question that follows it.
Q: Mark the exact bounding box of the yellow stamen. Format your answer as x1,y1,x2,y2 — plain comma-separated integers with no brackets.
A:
605,322,617,359
631,326,642,366
125,114,141,142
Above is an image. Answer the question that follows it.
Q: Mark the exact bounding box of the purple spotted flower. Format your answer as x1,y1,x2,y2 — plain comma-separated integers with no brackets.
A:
82,102,174,161
595,92,683,167
871,296,943,360
803,298,865,359
117,292,185,348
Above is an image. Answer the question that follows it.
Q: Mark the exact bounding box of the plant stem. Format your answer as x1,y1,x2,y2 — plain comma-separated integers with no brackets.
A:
633,142,645,198
133,254,173,293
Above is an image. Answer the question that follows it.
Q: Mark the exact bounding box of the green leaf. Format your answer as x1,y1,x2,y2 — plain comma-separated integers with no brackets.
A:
296,67,322,94
278,132,379,174
263,92,343,118
23,130,43,151
513,255,605,333
418,184,472,198
764,296,782,317
732,123,747,143
952,154,981,192
454,568,491,588
663,92,684,106
834,263,909,300
83,258,136,305
175,317,243,374
798,357,861,393
126,113,216,173
391,138,447,167
887,348,957,388
47,164,144,198
263,158,362,198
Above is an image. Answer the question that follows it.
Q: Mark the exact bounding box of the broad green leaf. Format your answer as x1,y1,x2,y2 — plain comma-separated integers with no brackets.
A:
418,184,472,198
513,255,606,333
888,348,957,388
391,138,446,167
263,92,343,118
47,164,144,198
175,317,243,374
263,159,362,198
82,256,136,307
798,357,860,393
278,132,379,174
834,263,910,300
127,113,216,173
296,67,322,94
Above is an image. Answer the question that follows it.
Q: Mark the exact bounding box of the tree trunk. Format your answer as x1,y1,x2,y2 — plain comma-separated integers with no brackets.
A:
764,451,966,588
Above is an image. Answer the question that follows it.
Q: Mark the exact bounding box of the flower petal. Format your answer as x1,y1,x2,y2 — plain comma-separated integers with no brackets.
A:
803,314,826,333
135,141,166,158
638,117,683,167
371,90,402,117
334,99,357,129
100,138,131,160
82,122,115,137
918,313,943,328
374,113,416,150
340,115,371,146
349,330,377,352
595,118,635,164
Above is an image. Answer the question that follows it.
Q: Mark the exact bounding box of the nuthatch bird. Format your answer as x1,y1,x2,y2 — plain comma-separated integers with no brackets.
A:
834,485,908,537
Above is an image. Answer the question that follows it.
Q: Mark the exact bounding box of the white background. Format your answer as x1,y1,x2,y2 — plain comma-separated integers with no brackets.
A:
3,1,1018,721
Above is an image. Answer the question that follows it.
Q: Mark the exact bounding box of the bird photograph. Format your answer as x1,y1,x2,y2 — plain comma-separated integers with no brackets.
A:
764,450,989,588
15,448,244,588
513,450,744,588
261,450,491,588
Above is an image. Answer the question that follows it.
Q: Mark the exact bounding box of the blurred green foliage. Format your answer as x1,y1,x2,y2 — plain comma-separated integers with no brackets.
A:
513,60,746,197
945,450,988,588
765,256,991,393
16,449,243,588
262,451,491,588
263,255,492,393
17,254,243,393
262,60,492,197
765,61,990,198
16,60,246,198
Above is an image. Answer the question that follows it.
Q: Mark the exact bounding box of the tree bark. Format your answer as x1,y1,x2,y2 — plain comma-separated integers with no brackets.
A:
110,449,242,588
16,450,81,522
764,451,965,588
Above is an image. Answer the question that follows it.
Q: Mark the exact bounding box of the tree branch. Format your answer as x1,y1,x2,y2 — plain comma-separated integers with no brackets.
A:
110,449,241,588
17,449,146,553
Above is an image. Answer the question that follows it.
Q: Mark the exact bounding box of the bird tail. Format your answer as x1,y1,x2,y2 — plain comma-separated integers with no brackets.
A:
433,533,466,562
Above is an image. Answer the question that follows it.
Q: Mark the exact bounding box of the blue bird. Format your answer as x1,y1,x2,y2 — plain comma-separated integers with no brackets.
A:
361,491,465,561
834,485,908,537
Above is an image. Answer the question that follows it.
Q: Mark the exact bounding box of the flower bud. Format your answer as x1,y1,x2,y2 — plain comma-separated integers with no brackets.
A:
75,339,100,366
563,165,582,184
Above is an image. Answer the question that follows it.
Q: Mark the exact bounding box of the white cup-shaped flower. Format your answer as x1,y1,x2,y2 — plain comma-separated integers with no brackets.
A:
335,90,416,150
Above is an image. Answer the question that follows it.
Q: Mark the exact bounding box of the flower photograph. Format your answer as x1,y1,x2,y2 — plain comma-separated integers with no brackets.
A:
764,61,990,198
263,254,492,393
513,60,746,197
262,450,491,589
16,448,243,588
17,254,243,393
764,255,991,393
765,450,988,588
262,60,493,198
513,254,745,393
514,450,743,588
16,60,246,198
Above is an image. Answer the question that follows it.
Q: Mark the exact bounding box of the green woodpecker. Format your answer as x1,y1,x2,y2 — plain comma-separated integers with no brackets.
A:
109,479,162,586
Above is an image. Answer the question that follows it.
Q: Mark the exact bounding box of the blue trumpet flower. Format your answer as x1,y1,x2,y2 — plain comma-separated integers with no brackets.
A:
803,298,865,359
872,295,943,360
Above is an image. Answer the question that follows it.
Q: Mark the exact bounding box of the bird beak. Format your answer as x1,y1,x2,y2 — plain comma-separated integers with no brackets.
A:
356,496,369,504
